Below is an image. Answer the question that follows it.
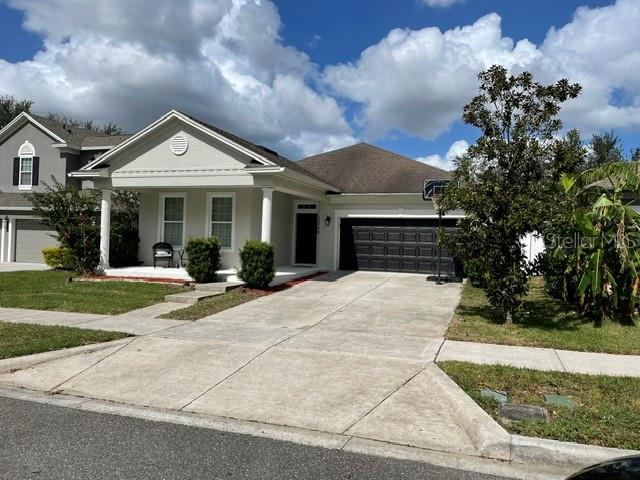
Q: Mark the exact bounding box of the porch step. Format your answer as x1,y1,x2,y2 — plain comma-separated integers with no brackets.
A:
195,281,245,293
164,290,223,305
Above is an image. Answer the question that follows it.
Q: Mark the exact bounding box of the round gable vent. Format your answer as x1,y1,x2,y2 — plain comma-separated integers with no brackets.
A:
170,134,189,156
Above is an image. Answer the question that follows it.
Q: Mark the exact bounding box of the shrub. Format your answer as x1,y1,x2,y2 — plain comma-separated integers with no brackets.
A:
26,180,140,274
42,246,73,270
185,237,221,283
238,241,275,288
109,222,139,268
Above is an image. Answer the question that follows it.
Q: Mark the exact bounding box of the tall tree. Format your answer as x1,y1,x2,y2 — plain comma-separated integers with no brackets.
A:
440,65,581,324
46,113,126,135
586,131,624,168
0,95,33,129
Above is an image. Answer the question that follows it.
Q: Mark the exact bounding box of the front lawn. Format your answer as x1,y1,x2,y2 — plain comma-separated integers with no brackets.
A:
446,277,640,355
160,287,270,321
0,321,129,359
0,271,185,315
440,361,640,450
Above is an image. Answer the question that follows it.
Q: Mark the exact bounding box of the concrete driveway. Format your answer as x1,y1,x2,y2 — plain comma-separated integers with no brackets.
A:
0,271,473,455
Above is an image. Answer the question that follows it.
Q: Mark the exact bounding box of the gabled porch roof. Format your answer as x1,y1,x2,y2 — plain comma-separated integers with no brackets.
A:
71,110,340,196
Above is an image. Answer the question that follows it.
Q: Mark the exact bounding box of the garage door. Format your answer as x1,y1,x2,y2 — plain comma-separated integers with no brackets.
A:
339,218,459,275
14,219,58,263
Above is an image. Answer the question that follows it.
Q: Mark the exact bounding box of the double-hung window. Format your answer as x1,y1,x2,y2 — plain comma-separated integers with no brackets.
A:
161,195,185,248
209,194,234,250
19,157,33,189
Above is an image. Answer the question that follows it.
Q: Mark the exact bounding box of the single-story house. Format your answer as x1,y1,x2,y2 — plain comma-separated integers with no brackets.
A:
70,110,463,277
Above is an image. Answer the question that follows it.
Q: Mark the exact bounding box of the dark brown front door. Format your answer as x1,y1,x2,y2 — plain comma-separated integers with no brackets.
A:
295,213,318,264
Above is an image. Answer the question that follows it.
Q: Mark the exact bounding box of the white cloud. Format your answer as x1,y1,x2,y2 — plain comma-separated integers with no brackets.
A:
420,0,464,8
417,139,468,170
0,0,355,158
2,0,640,162
324,0,640,141
324,14,539,140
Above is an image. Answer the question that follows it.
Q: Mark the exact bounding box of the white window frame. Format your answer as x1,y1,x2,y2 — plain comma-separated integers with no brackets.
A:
158,193,186,249
17,141,35,191
291,200,319,266
18,157,33,190
206,192,236,252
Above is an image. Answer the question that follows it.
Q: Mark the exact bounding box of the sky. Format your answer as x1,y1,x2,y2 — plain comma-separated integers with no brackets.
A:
0,0,638,170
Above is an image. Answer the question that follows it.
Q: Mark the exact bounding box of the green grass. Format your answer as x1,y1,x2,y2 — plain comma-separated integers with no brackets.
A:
446,277,640,355
0,270,186,315
0,321,129,359
440,361,640,450
160,287,270,321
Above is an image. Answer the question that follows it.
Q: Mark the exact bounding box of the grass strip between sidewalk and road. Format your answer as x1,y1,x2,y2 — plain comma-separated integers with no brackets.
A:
0,321,129,360
159,288,271,321
0,270,186,315
446,277,640,355
440,361,640,450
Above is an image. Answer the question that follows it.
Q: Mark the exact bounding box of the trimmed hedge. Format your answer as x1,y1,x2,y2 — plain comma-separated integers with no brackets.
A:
42,246,73,270
185,237,221,283
239,241,275,288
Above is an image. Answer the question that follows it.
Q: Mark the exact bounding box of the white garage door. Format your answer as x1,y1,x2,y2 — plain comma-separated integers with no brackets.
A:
14,219,58,263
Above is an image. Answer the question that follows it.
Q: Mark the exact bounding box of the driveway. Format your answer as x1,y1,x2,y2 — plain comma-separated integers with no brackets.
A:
0,271,472,455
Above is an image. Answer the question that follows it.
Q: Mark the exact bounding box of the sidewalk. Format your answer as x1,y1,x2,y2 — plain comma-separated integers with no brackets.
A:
437,340,640,377
0,303,190,335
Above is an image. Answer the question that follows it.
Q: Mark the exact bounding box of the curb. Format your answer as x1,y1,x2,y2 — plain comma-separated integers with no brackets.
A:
0,385,570,480
426,363,512,460
511,435,640,469
0,338,133,374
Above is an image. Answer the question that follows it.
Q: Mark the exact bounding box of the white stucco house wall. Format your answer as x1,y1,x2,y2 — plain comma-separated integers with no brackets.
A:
71,110,462,277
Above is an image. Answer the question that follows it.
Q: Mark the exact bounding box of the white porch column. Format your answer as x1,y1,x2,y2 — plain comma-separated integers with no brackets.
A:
0,217,6,263
260,187,273,243
6,218,13,262
98,189,112,271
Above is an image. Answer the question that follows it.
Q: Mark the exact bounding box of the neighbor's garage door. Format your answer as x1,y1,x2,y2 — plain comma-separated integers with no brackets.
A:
339,218,458,275
14,219,58,263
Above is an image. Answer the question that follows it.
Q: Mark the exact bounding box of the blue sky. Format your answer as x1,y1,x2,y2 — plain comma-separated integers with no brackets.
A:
0,0,638,167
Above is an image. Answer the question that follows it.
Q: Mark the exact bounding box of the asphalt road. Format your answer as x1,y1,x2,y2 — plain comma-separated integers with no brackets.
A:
0,396,514,480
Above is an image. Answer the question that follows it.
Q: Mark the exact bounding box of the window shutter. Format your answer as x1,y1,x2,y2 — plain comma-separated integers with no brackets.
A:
32,157,40,186
12,158,19,186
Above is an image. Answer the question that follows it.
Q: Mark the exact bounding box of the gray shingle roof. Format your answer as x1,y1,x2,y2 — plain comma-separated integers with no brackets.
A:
180,112,337,188
0,193,32,208
297,143,451,194
30,114,132,149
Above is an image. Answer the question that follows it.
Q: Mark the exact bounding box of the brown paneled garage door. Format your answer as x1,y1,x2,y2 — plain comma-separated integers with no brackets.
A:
14,219,58,263
339,218,459,275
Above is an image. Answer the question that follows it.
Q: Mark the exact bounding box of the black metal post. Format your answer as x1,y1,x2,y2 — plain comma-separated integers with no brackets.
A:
437,208,443,285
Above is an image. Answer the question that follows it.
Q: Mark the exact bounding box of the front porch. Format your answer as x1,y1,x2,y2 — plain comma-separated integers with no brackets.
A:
103,265,325,287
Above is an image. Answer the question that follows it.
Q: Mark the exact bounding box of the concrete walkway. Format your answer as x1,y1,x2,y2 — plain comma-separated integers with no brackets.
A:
437,340,640,377
0,303,190,335
0,272,480,459
0,262,49,272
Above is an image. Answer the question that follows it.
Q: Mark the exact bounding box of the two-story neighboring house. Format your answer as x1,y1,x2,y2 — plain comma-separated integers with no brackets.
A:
0,113,130,263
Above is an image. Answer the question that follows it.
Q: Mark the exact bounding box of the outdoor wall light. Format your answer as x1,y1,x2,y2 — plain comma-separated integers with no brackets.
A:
325,215,331,226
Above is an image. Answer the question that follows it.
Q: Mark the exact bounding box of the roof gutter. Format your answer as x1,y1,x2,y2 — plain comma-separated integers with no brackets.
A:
69,167,110,178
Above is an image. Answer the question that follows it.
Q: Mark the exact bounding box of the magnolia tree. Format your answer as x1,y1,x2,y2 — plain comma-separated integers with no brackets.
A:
440,65,582,324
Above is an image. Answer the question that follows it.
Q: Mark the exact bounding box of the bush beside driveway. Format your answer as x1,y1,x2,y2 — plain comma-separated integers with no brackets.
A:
446,278,640,355
0,271,186,315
